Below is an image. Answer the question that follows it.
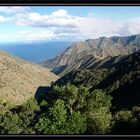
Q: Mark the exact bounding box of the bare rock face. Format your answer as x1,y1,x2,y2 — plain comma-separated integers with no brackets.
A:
0,50,58,105
41,34,140,75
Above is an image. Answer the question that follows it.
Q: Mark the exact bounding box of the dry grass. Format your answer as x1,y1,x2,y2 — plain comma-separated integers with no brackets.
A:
0,50,58,105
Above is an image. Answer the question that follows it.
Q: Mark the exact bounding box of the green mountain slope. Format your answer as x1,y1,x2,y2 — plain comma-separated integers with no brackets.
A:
54,50,140,110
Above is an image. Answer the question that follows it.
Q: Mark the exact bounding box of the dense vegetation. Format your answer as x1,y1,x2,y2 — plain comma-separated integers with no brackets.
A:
0,85,112,134
1,50,140,134
54,50,140,110
1,83,140,135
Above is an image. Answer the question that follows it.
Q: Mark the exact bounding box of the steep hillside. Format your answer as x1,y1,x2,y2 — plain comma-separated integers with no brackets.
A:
54,50,140,110
41,34,140,75
1,49,140,135
52,54,100,76
54,54,125,76
0,50,58,105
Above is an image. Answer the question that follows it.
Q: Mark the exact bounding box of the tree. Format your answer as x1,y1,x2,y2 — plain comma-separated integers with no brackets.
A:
74,85,89,112
112,110,134,134
35,99,67,134
50,83,89,115
65,111,87,134
86,89,112,112
19,100,39,124
0,112,23,134
17,98,40,133
87,107,112,134
86,89,112,134
49,99,67,126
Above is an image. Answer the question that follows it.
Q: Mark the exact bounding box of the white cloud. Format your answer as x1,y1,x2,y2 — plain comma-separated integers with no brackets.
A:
28,12,43,21
119,18,140,35
78,16,123,38
13,9,85,41
12,9,127,41
15,9,83,28
78,16,140,38
0,6,30,25
18,29,83,42
0,6,30,15
19,30,55,41
51,9,68,17
0,16,6,22
0,29,55,42
3,8,140,42
0,32,19,42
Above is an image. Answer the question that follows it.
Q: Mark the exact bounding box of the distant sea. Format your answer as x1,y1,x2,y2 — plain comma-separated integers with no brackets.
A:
0,41,72,63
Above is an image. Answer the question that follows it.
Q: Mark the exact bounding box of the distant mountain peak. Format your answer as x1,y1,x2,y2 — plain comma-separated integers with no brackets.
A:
41,34,140,76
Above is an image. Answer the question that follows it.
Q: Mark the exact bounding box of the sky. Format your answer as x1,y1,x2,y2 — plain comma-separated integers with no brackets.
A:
0,6,140,43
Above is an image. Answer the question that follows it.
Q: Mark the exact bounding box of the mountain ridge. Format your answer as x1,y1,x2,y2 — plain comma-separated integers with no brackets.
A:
41,34,140,76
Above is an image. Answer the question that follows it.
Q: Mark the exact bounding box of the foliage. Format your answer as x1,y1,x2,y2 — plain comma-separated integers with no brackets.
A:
87,107,112,134
85,89,112,134
64,111,87,134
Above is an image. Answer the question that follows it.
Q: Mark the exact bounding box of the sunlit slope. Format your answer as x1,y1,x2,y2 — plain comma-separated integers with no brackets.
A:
41,34,140,76
0,50,58,105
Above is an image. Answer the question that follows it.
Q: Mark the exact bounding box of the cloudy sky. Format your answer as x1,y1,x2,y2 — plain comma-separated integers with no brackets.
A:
0,6,140,43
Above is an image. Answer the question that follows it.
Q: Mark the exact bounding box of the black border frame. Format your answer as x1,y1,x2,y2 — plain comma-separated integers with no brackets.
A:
0,0,139,5
0,1,140,139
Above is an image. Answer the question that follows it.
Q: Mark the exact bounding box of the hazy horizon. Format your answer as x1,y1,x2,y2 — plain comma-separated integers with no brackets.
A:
1,6,140,63
0,41,72,63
